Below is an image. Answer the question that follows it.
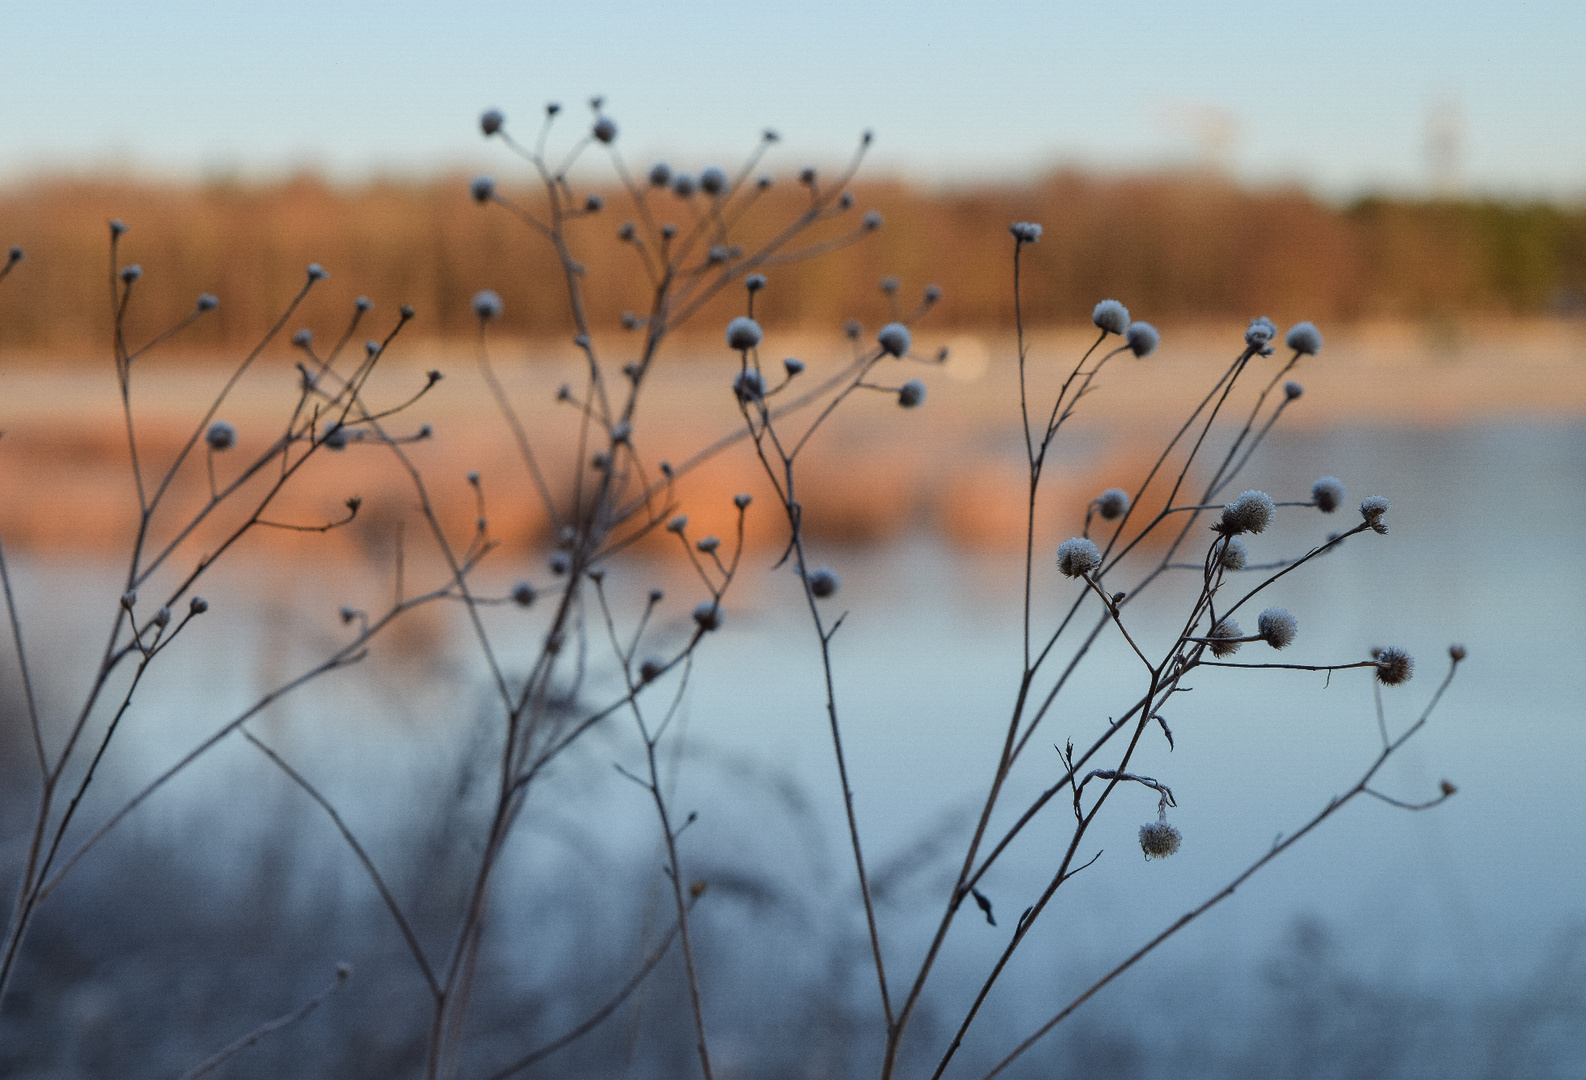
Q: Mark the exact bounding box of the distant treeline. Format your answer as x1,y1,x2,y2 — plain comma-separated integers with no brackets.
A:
1,171,1583,350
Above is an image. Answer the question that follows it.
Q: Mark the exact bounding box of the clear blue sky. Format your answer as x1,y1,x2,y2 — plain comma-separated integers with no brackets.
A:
3,0,1583,198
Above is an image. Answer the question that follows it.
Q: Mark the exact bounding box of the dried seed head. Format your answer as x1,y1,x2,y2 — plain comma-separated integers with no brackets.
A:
783,357,805,376
726,316,763,351
880,275,900,295
473,290,503,320
1125,321,1159,357
700,167,727,195
152,606,172,628
733,369,767,402
696,536,720,553
584,193,604,213
1220,490,1275,535
1373,646,1414,685
1092,300,1129,336
1284,380,1304,400
745,273,767,293
307,263,327,281
206,420,237,451
1285,321,1323,355
364,340,381,357
292,328,313,349
897,379,926,408
844,318,862,340
1096,488,1131,520
480,109,504,136
189,596,209,615
807,567,840,598
339,605,358,624
121,590,137,610
1359,495,1390,534
666,515,688,534
924,284,943,304
511,581,537,607
1439,779,1457,796
1009,221,1043,243
1449,643,1467,662
639,658,665,683
672,174,697,198
109,219,128,238
322,424,349,450
693,601,723,631
1139,818,1182,860
1245,316,1276,350
648,162,672,186
877,322,912,357
196,293,219,312
1312,476,1344,513
863,210,883,230
7,246,24,263
355,296,372,313
1056,537,1102,578
592,117,617,143
1257,607,1298,649
1208,617,1242,657
1219,536,1248,570
549,551,571,576
119,264,142,284
733,493,753,509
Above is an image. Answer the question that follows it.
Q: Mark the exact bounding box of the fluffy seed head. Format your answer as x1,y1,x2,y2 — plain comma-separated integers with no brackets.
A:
733,369,767,402
1208,617,1242,657
480,109,504,136
1009,221,1043,243
1096,488,1131,520
1139,819,1182,860
1285,321,1323,355
745,273,767,293
1056,537,1102,578
726,316,763,351
666,515,688,534
1257,607,1298,649
292,328,313,349
699,167,727,195
1374,646,1414,685
1360,495,1390,529
1219,536,1248,570
592,117,617,143
119,264,142,283
897,379,926,408
877,322,912,357
693,601,723,631
807,567,840,598
1220,490,1275,535
1284,380,1304,400
696,536,720,553
863,210,883,230
1125,321,1160,357
1245,316,1276,349
307,263,327,281
355,296,372,313
1092,299,1129,336
733,493,752,509
783,357,805,375
153,606,172,628
121,590,137,610
205,420,237,451
472,289,502,320
189,596,209,615
1312,476,1344,513
197,293,219,312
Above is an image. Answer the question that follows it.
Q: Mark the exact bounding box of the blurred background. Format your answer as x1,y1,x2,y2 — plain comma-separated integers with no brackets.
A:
1,1,1584,1077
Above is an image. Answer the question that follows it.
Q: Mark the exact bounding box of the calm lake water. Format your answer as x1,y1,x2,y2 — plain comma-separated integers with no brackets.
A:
4,419,1583,1077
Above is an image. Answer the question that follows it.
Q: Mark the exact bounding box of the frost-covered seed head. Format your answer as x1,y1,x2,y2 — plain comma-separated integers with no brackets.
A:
877,322,912,357
292,328,313,349
1245,316,1277,349
693,601,723,631
1096,488,1131,520
672,174,696,198
648,162,672,186
745,273,767,293
511,581,536,607
733,369,767,402
1221,490,1275,535
1257,607,1298,649
696,536,720,554
121,590,137,610
467,288,502,321
699,167,727,195
1208,617,1242,657
666,515,688,534
354,296,372,313
1284,380,1304,400
197,293,219,312
307,263,327,281
1312,477,1344,513
1092,300,1129,335
592,117,617,143
153,606,172,628
733,493,752,509
1374,646,1414,685
1286,321,1323,355
109,219,128,238
206,420,237,451
726,316,763,351
783,357,805,376
480,109,504,136
120,264,142,283
1360,495,1390,522
863,210,883,230
189,596,208,615
639,658,664,683
1056,537,1102,578
1139,819,1181,860
880,275,900,295
1219,536,1248,570
1125,321,1159,357
807,567,840,598
549,551,571,576
1009,221,1043,243
897,379,926,409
